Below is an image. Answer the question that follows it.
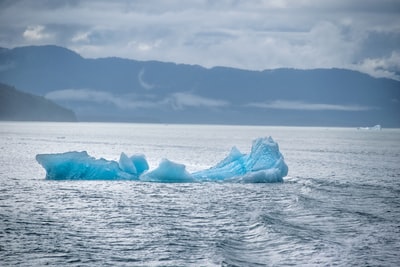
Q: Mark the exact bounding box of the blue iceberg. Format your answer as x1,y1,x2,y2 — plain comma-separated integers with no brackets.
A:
192,137,288,183
36,137,288,183
140,159,194,183
36,151,141,180
118,152,149,176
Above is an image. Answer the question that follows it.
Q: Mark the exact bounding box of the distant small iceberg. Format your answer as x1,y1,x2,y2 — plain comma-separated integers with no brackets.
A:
36,137,288,183
357,124,382,131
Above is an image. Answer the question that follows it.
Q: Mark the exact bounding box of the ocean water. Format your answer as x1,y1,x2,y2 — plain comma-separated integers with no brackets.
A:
1,122,399,266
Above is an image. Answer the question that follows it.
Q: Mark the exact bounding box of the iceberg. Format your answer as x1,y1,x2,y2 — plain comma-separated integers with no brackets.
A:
36,151,140,180
192,137,288,183
36,137,288,183
357,124,382,131
118,152,149,176
140,159,194,183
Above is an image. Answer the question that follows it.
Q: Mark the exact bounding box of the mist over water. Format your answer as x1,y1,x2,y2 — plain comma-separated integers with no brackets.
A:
1,122,399,266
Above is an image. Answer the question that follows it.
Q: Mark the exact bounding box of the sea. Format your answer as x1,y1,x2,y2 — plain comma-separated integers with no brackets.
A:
1,122,399,266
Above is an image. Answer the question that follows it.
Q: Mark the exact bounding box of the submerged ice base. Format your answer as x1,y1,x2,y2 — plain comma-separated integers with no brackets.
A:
36,137,288,183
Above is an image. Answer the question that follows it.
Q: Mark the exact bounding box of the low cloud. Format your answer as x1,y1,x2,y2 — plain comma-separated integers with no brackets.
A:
45,89,229,111
167,92,229,110
246,100,374,111
138,69,155,90
45,89,156,109
47,90,373,112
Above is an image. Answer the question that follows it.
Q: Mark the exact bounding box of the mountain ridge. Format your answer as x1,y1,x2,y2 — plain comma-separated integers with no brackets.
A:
0,83,77,122
0,45,399,126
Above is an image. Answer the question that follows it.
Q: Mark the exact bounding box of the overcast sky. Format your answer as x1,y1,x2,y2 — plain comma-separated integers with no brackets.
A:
1,0,399,79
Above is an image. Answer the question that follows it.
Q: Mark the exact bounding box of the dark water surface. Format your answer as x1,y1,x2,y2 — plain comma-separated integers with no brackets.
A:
1,122,399,266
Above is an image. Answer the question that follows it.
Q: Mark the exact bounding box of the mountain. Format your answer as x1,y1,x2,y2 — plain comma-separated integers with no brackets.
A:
0,45,399,126
0,83,76,122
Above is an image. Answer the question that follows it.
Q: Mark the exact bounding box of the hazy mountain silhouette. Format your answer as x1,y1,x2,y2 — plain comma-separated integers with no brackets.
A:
0,45,399,126
0,83,76,122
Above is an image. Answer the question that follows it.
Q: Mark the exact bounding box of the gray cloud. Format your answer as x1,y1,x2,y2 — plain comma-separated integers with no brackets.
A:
23,25,52,41
1,0,399,79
